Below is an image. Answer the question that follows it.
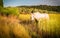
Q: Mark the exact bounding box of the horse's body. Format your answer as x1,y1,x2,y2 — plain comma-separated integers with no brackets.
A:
31,12,49,21
31,12,49,38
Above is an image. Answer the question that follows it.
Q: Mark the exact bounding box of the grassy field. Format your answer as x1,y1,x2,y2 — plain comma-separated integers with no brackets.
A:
0,13,60,38
18,13,60,38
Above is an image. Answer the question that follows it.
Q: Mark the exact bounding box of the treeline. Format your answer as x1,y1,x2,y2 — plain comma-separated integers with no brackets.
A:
17,5,60,12
0,5,60,16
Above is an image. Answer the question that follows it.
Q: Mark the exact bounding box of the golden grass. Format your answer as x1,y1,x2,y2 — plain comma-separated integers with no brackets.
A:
19,14,31,21
0,13,60,38
0,15,31,38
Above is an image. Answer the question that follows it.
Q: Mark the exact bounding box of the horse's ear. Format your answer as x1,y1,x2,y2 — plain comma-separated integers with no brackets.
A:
31,11,34,13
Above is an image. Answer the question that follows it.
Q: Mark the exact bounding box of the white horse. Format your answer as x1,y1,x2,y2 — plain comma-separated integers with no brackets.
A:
31,12,49,31
31,12,49,21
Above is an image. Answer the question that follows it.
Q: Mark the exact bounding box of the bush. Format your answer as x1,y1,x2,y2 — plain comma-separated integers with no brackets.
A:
0,7,19,16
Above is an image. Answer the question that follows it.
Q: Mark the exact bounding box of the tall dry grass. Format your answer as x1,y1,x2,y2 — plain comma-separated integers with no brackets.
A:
0,15,31,38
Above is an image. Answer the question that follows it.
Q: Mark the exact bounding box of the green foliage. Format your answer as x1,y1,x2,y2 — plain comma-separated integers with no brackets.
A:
0,0,3,7
6,7,19,15
0,6,3,12
0,7,19,16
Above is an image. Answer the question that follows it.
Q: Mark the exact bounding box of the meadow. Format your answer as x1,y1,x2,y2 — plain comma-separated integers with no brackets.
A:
0,6,60,38
18,13,60,38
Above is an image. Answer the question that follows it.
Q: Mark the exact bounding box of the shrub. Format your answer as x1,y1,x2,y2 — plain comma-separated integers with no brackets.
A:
0,7,19,16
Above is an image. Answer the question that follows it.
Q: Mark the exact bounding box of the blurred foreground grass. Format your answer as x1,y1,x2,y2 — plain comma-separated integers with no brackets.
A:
0,14,60,38
0,15,31,38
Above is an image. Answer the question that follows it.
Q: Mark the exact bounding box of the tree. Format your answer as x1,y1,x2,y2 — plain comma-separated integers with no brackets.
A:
0,0,3,7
